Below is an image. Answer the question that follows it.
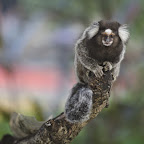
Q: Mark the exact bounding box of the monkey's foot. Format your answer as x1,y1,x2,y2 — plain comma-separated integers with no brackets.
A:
103,61,113,71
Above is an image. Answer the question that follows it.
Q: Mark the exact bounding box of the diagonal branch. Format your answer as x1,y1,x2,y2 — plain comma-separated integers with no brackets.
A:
0,70,113,144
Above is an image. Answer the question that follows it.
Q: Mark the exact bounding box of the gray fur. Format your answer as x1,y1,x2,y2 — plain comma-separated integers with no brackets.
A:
65,83,93,123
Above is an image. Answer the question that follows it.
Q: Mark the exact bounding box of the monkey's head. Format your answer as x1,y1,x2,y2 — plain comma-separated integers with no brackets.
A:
86,20,130,47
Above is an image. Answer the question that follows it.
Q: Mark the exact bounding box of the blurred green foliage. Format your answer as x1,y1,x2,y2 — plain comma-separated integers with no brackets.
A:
72,102,144,144
0,121,11,139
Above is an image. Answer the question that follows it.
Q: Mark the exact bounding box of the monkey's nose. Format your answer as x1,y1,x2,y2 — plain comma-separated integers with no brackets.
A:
102,37,113,46
105,37,111,43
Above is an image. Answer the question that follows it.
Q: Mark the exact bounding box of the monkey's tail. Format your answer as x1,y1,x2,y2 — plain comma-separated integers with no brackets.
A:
65,83,93,123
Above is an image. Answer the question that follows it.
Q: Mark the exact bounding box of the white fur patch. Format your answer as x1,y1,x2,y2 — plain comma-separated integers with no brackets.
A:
87,26,99,39
102,40,113,46
118,24,129,43
105,29,112,35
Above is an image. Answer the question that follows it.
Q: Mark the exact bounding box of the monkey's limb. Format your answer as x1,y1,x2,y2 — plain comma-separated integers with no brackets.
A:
0,71,113,144
75,42,104,78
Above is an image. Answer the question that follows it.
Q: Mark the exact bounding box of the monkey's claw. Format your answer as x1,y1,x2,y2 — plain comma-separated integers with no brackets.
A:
103,61,113,71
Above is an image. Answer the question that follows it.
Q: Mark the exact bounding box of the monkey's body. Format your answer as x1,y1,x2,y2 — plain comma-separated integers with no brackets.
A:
87,40,123,64
75,36,124,83
65,20,129,123
75,20,128,83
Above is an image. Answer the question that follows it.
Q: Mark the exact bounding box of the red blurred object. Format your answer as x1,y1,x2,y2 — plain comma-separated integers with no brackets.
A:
0,66,71,91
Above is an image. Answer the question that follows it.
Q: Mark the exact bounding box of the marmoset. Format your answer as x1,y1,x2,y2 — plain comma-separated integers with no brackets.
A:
65,20,129,123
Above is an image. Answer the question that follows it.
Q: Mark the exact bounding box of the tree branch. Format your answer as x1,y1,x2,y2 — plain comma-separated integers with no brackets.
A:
0,70,113,144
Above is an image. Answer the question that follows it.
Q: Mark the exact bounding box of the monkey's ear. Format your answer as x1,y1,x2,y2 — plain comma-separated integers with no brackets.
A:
80,22,99,40
118,24,130,44
81,22,99,40
87,23,99,39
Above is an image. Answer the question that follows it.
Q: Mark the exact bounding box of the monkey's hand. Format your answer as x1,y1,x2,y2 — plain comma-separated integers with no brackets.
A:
103,61,113,72
93,65,104,78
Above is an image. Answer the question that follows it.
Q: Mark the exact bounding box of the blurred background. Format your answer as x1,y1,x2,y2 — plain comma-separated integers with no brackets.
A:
0,0,144,143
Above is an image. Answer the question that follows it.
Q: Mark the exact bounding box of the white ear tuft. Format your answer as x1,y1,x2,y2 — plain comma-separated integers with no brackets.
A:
87,24,99,39
80,23,99,40
118,24,130,43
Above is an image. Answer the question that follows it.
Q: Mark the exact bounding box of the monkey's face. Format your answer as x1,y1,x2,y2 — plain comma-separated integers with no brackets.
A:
95,29,120,48
101,29,115,47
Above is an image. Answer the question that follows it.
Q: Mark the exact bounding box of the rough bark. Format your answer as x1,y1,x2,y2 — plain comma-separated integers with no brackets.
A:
0,70,113,144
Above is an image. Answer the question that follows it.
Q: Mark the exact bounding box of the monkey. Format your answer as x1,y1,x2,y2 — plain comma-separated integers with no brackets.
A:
75,20,129,82
65,20,130,123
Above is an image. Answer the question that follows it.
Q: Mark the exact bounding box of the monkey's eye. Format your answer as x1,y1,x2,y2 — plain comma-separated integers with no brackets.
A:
110,34,113,38
110,33,115,38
